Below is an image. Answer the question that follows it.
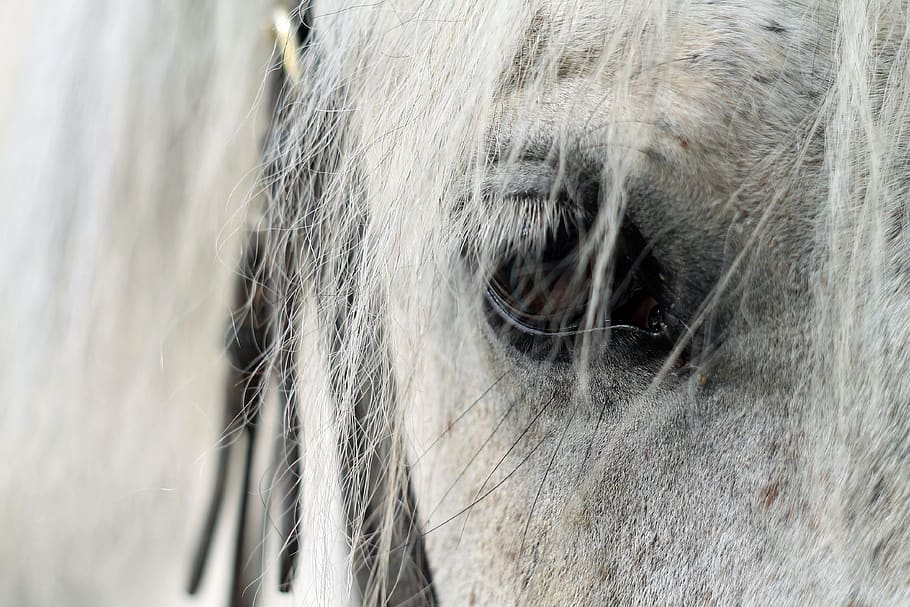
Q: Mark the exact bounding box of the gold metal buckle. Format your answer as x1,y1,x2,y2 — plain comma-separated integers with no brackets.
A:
272,7,302,86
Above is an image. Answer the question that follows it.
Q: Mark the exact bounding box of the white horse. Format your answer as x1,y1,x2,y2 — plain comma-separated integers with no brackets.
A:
3,1,909,605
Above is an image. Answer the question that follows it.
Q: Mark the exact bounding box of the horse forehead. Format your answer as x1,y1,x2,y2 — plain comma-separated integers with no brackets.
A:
501,0,833,65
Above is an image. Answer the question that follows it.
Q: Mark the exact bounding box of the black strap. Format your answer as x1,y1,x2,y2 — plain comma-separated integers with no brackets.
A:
187,229,273,605
187,5,311,604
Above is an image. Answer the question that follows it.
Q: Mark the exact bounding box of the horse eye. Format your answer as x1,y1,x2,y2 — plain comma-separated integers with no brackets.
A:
487,252,590,335
484,217,674,351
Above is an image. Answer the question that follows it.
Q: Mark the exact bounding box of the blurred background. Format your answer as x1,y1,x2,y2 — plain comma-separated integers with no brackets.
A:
0,3,315,604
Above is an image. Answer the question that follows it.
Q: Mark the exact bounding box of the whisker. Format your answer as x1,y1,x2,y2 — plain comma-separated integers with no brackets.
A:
456,395,557,541
420,430,553,541
411,371,510,465
517,399,579,570
424,392,521,522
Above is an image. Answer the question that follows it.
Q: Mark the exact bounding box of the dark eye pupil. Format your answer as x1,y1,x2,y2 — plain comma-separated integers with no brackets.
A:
486,216,671,344
489,254,588,333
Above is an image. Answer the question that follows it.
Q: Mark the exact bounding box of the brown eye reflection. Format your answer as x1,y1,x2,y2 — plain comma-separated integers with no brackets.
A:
484,216,674,347
487,247,592,336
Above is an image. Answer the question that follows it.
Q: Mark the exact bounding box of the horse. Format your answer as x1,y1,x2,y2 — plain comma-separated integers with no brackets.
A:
2,1,909,605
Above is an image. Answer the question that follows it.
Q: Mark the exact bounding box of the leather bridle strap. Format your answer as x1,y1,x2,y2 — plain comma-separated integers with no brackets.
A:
186,6,310,606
